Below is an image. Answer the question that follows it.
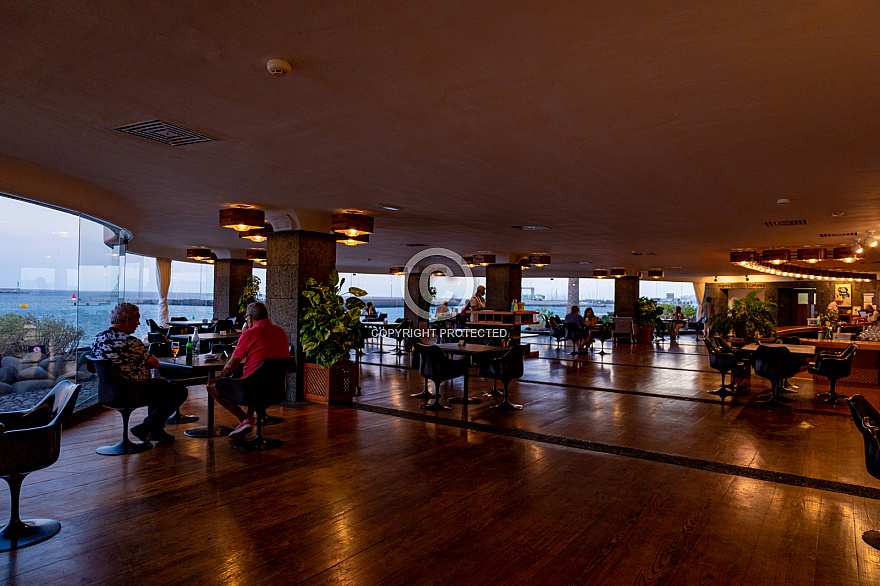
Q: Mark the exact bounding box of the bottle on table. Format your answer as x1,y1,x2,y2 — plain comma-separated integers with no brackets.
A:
192,328,200,355
185,336,194,365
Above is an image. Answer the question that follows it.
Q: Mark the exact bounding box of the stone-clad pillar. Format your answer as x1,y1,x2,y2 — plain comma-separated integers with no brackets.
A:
614,275,639,318
212,259,253,320
266,230,336,403
485,264,522,310
404,271,428,328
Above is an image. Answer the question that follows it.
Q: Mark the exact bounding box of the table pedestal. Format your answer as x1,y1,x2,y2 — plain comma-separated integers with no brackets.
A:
185,396,234,438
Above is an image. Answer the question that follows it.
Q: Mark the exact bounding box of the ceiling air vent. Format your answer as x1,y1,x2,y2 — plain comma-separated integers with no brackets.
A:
764,219,807,227
819,232,859,238
511,225,550,231
115,120,218,146
631,251,656,256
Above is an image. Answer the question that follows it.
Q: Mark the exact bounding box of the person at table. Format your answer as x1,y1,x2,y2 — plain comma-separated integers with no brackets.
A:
92,302,187,443
435,301,452,319
582,307,599,348
669,306,686,339
865,305,880,323
564,305,589,352
469,285,486,311
207,302,291,439
827,298,841,314
361,301,379,320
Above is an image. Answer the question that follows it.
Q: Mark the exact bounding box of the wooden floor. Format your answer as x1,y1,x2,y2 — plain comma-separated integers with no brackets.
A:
4,334,880,585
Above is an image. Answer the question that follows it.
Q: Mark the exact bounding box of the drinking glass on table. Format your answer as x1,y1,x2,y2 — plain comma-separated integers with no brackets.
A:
171,341,180,357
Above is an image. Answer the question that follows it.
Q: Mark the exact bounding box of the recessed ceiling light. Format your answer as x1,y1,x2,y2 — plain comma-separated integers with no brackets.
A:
402,243,428,247
512,225,550,231
377,204,400,211
777,198,791,205
578,261,592,264
631,251,656,256
664,266,683,269
831,211,846,217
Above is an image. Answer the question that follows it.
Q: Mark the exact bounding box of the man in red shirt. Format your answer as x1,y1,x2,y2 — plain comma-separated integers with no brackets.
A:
207,301,290,439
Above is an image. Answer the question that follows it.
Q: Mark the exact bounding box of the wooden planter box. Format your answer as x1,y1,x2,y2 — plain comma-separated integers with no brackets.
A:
303,362,354,404
637,326,654,344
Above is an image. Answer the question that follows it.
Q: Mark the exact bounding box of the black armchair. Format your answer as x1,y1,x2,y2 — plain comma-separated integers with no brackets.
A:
548,316,566,350
146,319,167,336
209,319,235,333
478,344,527,410
772,337,803,392
592,323,612,355
752,345,801,407
418,345,469,411
564,323,586,355
847,395,880,549
86,356,159,455
389,319,413,355
0,381,80,551
217,357,294,451
704,337,744,400
408,338,433,399
809,343,856,405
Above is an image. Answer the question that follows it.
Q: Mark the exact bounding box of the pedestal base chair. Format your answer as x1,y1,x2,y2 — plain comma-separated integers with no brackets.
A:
217,357,294,451
752,345,800,408
705,337,745,400
593,323,612,355
478,345,527,410
0,381,80,551
547,316,566,350
87,356,159,455
418,345,469,411
846,395,880,550
408,338,433,399
809,343,856,406
390,319,413,355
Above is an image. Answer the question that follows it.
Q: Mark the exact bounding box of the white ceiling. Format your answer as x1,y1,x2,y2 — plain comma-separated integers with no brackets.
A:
1,1,879,279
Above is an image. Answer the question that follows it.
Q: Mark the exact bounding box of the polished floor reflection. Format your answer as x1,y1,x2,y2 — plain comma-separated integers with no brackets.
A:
2,334,880,584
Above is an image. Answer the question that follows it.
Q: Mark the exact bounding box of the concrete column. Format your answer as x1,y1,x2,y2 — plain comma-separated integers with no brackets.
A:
567,278,579,310
404,271,428,327
212,259,253,320
266,230,336,402
614,275,639,318
485,264,522,310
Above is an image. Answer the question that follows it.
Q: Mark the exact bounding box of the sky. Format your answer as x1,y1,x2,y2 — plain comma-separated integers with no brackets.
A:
1,195,697,301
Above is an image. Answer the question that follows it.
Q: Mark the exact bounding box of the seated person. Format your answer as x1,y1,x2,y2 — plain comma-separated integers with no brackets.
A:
866,305,880,323
207,302,291,439
92,302,187,443
435,301,452,319
564,305,588,351
361,302,379,320
582,307,599,346
669,306,686,338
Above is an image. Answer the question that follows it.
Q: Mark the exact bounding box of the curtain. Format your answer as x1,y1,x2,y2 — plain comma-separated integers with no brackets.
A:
156,257,171,327
693,282,706,315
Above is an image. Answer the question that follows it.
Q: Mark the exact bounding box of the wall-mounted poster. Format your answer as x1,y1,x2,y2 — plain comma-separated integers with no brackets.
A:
865,293,875,308
835,282,852,307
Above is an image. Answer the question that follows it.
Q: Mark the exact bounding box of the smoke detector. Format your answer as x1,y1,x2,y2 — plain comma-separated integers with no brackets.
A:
266,59,291,77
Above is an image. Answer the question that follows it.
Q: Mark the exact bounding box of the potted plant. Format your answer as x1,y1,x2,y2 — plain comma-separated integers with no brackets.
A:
237,275,261,319
299,269,367,404
708,292,776,341
636,297,663,343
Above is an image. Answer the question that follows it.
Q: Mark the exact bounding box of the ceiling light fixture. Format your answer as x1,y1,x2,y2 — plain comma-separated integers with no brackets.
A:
528,254,550,267
610,267,626,278
377,204,400,211
866,232,879,248
647,269,664,279
761,249,790,265
519,258,531,270
186,247,212,261
245,249,267,264
592,269,608,279
796,248,825,263
239,225,272,242
331,213,374,238
219,207,265,232
336,233,369,246
852,239,864,254
462,255,476,268
473,253,495,266
390,265,406,275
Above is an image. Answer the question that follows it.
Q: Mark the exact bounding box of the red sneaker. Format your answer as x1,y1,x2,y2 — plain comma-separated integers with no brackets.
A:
229,418,253,440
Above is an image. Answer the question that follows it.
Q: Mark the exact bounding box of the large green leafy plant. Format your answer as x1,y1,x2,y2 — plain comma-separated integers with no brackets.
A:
300,269,367,368
237,275,261,316
636,297,664,327
707,292,776,339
